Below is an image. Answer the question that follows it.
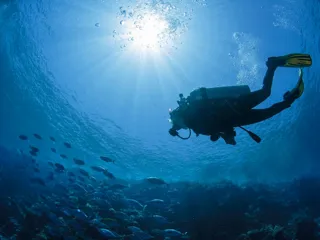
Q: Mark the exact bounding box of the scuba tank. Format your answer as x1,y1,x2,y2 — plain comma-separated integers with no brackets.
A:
188,85,251,102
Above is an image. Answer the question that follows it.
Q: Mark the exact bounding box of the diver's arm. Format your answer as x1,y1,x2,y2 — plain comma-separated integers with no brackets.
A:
169,124,181,136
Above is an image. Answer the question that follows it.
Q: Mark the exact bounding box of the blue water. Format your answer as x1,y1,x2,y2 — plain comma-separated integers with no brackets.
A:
0,0,319,182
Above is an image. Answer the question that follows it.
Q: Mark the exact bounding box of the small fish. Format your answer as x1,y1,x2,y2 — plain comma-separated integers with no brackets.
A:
98,228,120,239
73,209,88,221
73,158,85,165
128,226,143,233
29,151,37,157
114,211,129,221
54,163,65,172
31,158,36,163
33,167,40,173
19,135,28,140
152,215,169,224
48,161,54,167
126,199,143,209
68,172,75,177
90,176,97,182
60,154,67,159
72,183,87,193
33,134,42,140
51,148,56,153
29,146,39,152
145,199,165,209
30,177,46,186
61,208,72,217
64,142,71,148
103,170,116,179
145,177,167,185
79,169,90,177
163,229,187,237
147,199,165,204
91,166,105,172
144,202,167,212
90,218,108,228
100,156,115,163
95,22,100,27
50,136,56,142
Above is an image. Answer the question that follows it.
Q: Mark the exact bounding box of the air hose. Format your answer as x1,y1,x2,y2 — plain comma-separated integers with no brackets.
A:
169,128,192,140
176,128,192,140
225,100,262,143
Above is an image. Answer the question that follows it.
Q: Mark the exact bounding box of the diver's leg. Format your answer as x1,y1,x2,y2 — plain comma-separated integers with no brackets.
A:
235,67,276,111
236,100,292,126
237,68,305,126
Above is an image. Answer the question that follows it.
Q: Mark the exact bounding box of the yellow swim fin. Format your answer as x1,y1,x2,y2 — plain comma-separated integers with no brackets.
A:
295,68,305,98
267,53,312,68
284,68,304,101
282,53,312,68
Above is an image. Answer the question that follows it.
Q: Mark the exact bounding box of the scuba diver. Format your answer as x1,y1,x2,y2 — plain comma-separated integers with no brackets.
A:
168,53,312,145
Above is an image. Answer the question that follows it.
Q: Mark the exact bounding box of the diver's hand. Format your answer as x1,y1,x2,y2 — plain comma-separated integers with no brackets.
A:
223,136,236,145
220,131,237,145
169,128,178,136
210,134,220,142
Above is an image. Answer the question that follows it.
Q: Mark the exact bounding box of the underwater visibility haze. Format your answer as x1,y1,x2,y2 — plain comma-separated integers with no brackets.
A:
1,0,320,182
2,0,320,239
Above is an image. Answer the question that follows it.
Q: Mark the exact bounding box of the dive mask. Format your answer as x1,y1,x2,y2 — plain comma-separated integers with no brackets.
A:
168,107,187,130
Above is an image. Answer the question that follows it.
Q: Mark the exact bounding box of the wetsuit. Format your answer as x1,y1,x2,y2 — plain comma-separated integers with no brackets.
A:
230,66,293,125
182,66,295,144
170,53,311,144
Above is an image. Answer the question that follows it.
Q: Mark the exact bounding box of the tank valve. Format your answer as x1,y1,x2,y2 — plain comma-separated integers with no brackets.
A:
177,93,187,106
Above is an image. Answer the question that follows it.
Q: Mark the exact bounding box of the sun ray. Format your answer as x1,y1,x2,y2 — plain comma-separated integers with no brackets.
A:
119,13,169,52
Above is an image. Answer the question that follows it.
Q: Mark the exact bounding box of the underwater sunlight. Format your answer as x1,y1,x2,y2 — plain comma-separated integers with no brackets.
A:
112,2,192,54
121,13,169,51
